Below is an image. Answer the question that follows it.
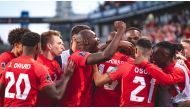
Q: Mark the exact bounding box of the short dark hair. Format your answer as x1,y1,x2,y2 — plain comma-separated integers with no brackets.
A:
126,27,141,33
136,38,152,49
155,41,180,58
8,28,31,46
21,32,40,47
71,25,91,36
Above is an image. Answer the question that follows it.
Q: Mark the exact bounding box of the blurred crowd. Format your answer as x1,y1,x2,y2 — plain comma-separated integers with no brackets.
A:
142,10,190,44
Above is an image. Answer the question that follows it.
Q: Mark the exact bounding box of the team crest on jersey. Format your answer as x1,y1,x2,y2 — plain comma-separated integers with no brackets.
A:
46,74,52,81
79,51,87,57
1,62,6,70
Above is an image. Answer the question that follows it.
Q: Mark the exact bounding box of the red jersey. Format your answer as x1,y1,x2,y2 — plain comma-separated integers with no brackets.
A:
0,51,16,75
0,56,54,107
185,58,190,70
109,62,157,107
142,60,190,103
93,52,134,106
36,54,63,106
58,51,93,106
0,51,16,107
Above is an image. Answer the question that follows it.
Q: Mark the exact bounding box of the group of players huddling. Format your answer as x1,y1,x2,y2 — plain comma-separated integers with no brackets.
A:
0,21,190,107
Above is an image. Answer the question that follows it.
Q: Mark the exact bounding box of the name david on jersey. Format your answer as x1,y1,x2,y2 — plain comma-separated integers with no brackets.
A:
8,62,31,69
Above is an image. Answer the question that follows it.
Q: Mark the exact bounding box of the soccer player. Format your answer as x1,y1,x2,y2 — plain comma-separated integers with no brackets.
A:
181,39,190,69
59,21,127,106
57,25,91,69
36,30,68,106
0,32,73,107
93,38,157,106
123,27,142,58
140,41,190,106
93,31,134,106
0,28,31,106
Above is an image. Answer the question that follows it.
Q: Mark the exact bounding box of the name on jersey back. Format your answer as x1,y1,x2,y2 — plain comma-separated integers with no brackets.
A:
8,62,31,69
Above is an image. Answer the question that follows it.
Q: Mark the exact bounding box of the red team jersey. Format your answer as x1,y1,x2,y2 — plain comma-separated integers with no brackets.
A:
109,61,157,107
0,51,16,107
0,56,54,107
0,52,16,74
93,52,134,106
36,54,63,106
142,60,190,102
58,51,93,106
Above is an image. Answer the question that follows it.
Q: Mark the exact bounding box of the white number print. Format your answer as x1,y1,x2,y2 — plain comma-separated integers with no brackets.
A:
99,64,118,90
5,72,31,100
130,76,156,103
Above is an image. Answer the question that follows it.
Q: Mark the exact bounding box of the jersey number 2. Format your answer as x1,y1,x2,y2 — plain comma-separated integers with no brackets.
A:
130,76,156,103
5,72,31,100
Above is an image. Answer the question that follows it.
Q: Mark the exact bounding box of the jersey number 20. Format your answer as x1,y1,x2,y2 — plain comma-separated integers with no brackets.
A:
5,72,31,100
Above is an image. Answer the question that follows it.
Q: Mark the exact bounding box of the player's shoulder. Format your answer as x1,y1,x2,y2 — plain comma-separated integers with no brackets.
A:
70,51,89,59
33,60,49,74
0,51,14,61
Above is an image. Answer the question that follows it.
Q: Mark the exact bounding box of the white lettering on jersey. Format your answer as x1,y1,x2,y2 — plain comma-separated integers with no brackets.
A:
14,63,31,69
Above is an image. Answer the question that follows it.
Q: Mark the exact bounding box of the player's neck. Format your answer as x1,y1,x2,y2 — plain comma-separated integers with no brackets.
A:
42,50,54,60
11,48,18,57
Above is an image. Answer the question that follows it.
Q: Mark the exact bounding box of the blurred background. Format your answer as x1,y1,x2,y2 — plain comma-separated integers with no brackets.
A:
0,1,190,53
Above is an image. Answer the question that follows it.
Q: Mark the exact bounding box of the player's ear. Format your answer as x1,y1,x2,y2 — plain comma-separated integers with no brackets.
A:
47,42,52,50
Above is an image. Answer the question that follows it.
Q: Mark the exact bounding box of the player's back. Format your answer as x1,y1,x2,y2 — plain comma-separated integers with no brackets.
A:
2,56,47,106
121,64,157,107
93,52,134,106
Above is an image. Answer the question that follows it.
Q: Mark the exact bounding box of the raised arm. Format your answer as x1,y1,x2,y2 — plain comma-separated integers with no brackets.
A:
86,21,126,65
141,61,185,85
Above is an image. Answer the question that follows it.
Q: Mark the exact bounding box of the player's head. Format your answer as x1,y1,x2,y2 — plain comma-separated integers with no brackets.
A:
41,30,64,57
76,29,100,53
151,41,179,68
70,25,91,52
181,39,190,59
135,38,152,58
125,27,141,45
8,28,31,57
21,32,41,60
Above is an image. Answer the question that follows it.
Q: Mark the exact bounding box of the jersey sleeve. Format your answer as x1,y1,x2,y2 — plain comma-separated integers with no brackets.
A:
34,63,55,90
146,63,185,85
109,62,133,81
0,71,5,87
69,51,91,67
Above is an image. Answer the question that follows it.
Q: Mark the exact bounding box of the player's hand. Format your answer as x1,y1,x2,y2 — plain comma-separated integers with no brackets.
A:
64,60,75,77
114,21,126,32
176,52,187,60
119,40,135,52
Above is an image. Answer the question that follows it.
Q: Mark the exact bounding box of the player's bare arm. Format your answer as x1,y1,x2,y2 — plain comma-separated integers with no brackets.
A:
86,21,126,65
